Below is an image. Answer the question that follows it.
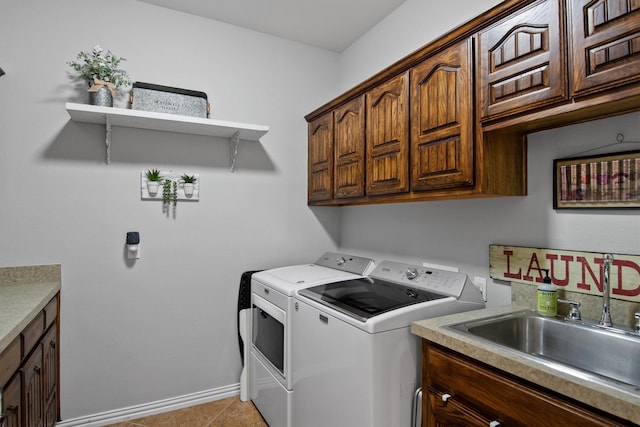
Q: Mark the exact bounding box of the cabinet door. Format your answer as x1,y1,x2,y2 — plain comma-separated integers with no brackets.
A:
426,387,492,427
308,111,334,202
334,96,365,199
42,326,58,427
366,72,409,196
570,0,640,96
477,0,567,120
1,374,21,427
410,39,474,191
22,345,43,427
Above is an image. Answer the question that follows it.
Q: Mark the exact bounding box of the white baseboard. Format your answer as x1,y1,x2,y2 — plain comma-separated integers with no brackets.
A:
56,383,240,427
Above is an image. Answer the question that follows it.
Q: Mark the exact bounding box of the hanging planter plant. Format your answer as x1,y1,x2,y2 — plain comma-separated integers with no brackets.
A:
162,179,178,208
141,170,199,204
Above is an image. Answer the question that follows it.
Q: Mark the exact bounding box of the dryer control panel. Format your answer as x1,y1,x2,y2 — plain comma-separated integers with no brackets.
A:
315,252,375,275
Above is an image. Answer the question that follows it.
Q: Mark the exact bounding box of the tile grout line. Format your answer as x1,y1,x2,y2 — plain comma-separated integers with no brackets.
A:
203,397,237,427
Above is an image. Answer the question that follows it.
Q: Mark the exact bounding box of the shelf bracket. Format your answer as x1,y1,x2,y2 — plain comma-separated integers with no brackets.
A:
105,115,112,165
229,131,240,173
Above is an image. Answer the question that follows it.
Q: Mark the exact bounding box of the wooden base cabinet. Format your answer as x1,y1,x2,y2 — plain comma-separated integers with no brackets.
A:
422,341,630,427
0,294,59,427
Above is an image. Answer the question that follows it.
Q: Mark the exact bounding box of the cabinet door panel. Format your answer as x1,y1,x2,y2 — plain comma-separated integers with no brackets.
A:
426,387,491,427
308,112,334,202
22,344,44,427
366,72,409,196
411,39,474,191
1,374,21,427
334,96,365,199
570,0,640,96
42,326,58,426
478,0,567,120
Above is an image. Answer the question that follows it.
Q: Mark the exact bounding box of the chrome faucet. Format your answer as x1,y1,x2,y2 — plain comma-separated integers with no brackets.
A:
599,254,614,327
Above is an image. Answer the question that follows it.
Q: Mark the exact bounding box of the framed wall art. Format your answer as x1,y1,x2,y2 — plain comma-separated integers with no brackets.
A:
553,150,640,209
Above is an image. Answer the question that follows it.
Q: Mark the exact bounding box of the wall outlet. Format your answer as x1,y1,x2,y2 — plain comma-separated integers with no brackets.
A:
473,276,487,302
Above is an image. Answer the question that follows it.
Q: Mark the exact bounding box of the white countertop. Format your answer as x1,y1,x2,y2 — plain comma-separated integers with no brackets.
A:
0,265,61,354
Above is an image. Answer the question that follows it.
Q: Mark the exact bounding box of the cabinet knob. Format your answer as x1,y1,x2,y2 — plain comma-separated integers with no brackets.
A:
441,393,452,402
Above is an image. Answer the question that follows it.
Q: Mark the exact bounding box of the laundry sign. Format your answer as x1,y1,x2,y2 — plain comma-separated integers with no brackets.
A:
489,245,640,302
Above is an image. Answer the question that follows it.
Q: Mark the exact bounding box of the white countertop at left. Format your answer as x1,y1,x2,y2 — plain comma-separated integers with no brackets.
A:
0,265,61,353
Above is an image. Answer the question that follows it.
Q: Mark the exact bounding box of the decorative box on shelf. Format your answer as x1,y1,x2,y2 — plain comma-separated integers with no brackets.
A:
130,82,210,118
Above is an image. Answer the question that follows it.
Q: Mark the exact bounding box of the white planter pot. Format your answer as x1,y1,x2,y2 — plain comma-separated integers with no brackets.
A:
183,183,194,197
147,181,160,195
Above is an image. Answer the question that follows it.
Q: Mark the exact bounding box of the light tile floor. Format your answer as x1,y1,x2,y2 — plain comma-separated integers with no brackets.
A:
104,396,268,427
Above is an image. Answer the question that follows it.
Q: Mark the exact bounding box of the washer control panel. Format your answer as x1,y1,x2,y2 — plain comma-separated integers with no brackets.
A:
372,260,467,298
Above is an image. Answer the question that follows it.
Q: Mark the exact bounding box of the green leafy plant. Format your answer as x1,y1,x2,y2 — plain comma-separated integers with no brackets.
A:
161,179,179,208
173,181,178,207
162,179,172,206
180,174,197,184
145,169,162,182
67,45,132,88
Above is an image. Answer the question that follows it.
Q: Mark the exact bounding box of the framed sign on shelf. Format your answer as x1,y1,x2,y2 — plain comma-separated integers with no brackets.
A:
553,150,640,209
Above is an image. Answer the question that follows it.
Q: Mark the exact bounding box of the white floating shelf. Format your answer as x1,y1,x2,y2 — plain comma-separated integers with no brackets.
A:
65,102,269,171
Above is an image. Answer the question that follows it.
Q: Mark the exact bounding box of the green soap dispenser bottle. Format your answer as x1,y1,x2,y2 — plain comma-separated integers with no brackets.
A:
537,269,557,316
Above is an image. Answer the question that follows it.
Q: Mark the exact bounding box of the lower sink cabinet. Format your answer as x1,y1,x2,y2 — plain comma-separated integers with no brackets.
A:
422,340,631,427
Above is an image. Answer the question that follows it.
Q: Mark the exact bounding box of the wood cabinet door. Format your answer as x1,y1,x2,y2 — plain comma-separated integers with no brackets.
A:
1,374,21,427
334,96,365,199
22,345,44,427
410,39,474,192
366,72,409,196
42,326,58,427
570,0,640,96
308,111,334,202
477,0,568,120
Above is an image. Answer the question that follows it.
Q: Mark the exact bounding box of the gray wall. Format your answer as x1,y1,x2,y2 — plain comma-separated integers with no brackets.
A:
0,0,342,419
2,0,639,421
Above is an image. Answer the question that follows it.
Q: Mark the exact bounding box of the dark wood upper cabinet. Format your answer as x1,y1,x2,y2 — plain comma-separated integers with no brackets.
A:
307,111,334,202
477,0,568,121
411,39,474,191
365,72,410,196
569,0,640,97
305,0,640,206
334,96,366,199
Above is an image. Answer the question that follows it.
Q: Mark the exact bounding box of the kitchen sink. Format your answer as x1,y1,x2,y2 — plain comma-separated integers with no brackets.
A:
446,310,640,390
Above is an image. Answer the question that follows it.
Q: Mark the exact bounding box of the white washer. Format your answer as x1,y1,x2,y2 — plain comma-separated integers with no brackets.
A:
250,252,375,427
292,260,485,427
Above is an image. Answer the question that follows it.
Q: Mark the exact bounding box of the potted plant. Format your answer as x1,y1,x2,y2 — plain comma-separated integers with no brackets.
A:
67,45,132,107
181,174,197,197
145,169,162,195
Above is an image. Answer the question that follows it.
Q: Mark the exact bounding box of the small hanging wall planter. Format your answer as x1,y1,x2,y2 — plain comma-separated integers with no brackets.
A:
141,170,199,202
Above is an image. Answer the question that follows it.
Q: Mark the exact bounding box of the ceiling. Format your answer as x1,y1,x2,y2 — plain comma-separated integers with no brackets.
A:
137,0,407,52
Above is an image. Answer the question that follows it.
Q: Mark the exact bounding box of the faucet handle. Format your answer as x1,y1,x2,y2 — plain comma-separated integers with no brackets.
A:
558,299,582,320
634,312,640,334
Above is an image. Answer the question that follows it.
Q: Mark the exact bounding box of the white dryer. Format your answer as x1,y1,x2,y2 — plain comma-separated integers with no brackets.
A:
249,252,375,427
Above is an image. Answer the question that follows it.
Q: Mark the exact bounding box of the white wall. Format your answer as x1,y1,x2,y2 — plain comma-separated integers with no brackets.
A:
0,0,341,420
338,0,640,306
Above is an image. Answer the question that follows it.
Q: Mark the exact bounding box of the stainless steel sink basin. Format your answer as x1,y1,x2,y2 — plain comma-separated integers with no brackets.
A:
446,310,640,390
